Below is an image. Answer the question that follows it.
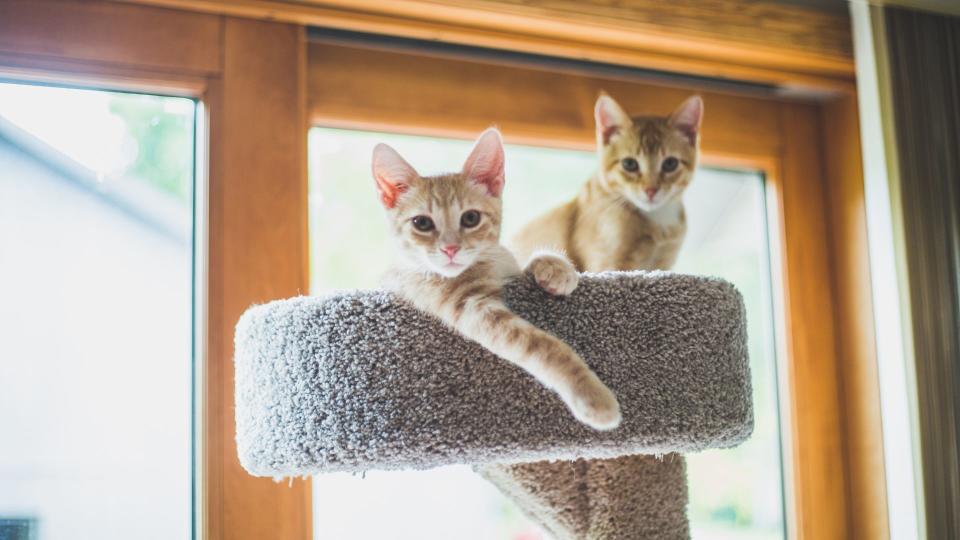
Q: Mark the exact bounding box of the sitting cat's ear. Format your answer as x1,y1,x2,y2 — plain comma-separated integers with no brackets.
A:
372,143,417,209
595,93,631,145
668,96,703,145
462,128,505,197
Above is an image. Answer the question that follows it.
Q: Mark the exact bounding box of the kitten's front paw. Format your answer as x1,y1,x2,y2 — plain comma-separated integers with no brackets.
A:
526,252,579,296
566,373,622,431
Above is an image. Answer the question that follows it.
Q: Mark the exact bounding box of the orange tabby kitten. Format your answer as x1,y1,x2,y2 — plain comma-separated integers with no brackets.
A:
373,128,621,430
512,94,702,272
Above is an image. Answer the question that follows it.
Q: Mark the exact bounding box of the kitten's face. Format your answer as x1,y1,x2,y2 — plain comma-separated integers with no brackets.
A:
595,95,702,212
372,129,505,277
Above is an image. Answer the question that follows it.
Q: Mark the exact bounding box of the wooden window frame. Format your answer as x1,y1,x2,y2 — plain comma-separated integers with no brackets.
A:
0,1,886,539
0,2,311,539
303,39,883,539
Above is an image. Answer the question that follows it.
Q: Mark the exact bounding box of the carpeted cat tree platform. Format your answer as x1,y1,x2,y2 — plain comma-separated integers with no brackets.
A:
235,271,753,539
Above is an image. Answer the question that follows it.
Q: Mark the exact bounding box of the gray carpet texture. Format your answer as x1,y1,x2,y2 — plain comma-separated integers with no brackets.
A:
234,270,753,477
477,454,689,540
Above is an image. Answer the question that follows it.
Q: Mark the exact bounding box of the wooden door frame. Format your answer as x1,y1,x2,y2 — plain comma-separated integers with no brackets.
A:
0,0,885,539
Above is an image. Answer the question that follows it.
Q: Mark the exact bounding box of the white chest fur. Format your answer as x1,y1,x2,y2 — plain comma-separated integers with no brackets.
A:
643,199,683,228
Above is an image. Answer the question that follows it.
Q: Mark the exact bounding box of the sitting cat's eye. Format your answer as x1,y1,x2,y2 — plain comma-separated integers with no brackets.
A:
621,157,639,172
411,215,435,232
661,157,679,173
461,210,481,228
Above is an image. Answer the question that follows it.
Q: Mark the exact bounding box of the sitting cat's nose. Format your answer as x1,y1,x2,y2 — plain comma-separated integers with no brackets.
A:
441,245,460,258
645,187,659,200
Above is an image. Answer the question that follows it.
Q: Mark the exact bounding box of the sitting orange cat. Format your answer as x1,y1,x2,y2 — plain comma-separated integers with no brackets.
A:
513,94,702,272
373,128,621,430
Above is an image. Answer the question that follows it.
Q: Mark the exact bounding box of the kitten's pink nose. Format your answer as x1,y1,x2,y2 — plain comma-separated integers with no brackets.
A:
645,187,659,200
441,245,460,259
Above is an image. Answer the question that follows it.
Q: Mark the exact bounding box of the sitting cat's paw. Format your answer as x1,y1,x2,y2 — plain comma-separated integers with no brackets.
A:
566,373,622,431
526,251,579,296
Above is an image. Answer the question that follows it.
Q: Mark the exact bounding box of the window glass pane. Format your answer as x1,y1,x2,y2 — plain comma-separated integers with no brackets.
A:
674,170,785,540
0,82,195,539
308,127,784,540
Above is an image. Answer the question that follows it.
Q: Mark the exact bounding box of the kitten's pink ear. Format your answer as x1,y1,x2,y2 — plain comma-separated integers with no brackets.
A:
462,128,505,197
595,94,631,145
668,96,703,145
372,143,417,209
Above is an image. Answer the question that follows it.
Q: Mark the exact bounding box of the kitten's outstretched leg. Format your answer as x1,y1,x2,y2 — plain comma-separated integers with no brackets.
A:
564,369,622,430
526,250,579,296
520,251,620,428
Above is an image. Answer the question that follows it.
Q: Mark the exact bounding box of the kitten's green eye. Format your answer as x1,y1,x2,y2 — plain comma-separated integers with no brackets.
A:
411,215,435,232
661,157,679,173
461,210,481,228
621,157,639,172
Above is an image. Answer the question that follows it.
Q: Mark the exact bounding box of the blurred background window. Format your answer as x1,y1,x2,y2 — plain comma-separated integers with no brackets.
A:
0,82,195,539
308,127,785,540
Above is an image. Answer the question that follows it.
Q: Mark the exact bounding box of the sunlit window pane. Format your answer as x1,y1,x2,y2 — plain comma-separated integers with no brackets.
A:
308,127,784,540
0,82,195,539
675,170,785,540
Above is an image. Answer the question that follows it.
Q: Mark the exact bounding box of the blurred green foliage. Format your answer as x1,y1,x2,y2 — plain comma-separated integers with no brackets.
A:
109,95,193,203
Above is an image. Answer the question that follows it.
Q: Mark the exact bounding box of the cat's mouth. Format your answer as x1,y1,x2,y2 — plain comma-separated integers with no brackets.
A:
441,252,469,269
428,256,470,277
626,189,670,211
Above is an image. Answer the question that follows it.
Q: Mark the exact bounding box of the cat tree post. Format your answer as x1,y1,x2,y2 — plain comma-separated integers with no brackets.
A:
480,454,689,539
